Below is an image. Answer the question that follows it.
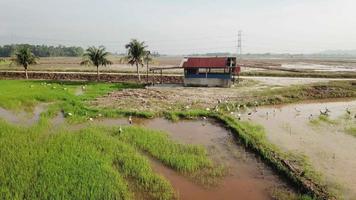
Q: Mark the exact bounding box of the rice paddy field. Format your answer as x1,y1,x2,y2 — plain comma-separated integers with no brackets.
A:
0,79,355,199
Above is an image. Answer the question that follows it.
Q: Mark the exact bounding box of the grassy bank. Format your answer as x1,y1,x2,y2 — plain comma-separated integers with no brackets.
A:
216,81,356,113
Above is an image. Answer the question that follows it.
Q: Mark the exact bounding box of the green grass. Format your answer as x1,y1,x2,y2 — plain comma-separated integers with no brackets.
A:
117,126,211,173
271,188,315,200
309,115,339,126
0,59,10,66
0,80,145,123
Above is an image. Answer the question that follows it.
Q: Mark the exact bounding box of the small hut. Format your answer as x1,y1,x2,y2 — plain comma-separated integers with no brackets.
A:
182,57,240,87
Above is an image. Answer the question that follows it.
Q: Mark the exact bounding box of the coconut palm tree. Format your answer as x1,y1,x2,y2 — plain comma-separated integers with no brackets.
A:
125,39,148,81
11,47,38,79
80,46,112,81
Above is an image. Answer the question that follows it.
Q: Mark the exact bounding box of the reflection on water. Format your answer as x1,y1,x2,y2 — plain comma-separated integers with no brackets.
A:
0,104,47,126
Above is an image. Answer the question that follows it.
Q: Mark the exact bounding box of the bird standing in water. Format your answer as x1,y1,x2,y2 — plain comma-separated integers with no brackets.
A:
128,116,132,124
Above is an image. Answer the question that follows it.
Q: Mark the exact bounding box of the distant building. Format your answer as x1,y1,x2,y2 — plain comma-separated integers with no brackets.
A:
181,57,240,87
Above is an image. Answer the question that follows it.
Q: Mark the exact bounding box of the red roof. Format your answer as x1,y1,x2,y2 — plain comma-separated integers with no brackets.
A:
182,57,229,68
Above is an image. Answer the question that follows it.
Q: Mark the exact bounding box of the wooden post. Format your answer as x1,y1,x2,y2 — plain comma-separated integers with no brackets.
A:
160,69,163,84
152,70,155,86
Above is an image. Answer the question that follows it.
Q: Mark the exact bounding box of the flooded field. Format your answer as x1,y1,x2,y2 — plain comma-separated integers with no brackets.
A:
0,106,298,199
241,99,356,199
280,63,356,72
92,118,296,200
0,104,47,126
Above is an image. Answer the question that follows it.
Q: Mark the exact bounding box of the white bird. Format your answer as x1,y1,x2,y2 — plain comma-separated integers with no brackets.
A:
89,117,93,121
320,108,330,116
119,126,123,134
202,116,207,120
128,116,132,124
294,107,301,113
237,113,241,120
67,112,73,116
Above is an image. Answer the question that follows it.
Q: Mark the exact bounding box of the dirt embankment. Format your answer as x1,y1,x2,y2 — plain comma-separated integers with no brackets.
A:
0,71,183,83
93,81,356,112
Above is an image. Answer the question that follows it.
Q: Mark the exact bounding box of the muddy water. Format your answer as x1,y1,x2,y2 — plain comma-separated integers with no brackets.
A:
0,104,47,126
94,118,295,200
241,99,356,199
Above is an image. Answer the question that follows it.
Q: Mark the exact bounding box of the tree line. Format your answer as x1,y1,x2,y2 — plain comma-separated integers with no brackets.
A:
11,39,151,82
0,44,84,57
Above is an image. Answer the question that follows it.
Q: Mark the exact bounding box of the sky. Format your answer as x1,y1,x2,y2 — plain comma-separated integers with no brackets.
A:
1,0,356,55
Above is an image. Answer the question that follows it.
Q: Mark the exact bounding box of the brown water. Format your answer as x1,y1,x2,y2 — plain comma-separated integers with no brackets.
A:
0,104,47,126
240,99,356,199
93,118,296,200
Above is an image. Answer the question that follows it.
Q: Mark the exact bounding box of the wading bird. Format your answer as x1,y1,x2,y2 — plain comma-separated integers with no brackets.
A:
346,108,351,115
320,107,331,116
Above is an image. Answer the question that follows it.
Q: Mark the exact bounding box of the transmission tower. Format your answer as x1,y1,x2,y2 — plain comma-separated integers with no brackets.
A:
237,30,242,61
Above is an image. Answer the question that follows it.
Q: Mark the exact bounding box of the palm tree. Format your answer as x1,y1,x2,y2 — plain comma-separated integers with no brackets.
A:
125,39,148,81
11,47,38,79
80,46,112,81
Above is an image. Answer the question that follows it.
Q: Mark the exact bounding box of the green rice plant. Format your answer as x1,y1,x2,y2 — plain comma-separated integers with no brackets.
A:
0,80,143,111
271,188,315,200
116,126,212,173
309,115,339,126
0,119,177,200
